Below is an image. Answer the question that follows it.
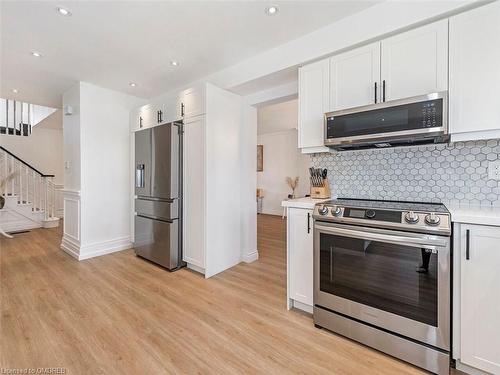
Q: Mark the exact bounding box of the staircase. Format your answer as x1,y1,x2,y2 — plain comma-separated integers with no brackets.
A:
0,146,60,233
0,98,57,137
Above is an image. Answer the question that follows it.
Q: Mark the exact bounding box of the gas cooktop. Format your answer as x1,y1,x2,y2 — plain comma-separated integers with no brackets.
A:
313,198,451,235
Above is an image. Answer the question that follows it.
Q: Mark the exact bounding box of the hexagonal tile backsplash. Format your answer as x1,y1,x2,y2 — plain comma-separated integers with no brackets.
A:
310,139,500,206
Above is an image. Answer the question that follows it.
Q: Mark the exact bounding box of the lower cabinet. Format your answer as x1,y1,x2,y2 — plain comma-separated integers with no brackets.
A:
287,207,314,312
454,223,500,374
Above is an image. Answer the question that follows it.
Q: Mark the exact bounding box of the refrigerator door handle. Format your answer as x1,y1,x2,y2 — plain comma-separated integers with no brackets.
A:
136,164,145,188
136,213,174,223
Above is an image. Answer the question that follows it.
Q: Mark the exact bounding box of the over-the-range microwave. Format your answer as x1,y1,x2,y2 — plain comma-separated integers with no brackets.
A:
324,92,449,151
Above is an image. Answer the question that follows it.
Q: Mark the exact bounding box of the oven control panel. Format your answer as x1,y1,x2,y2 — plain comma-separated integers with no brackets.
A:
313,203,451,235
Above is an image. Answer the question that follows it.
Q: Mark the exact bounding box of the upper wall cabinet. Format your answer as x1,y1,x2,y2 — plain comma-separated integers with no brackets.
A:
330,42,381,111
381,20,448,101
182,87,206,119
298,59,330,153
449,1,500,142
298,19,448,153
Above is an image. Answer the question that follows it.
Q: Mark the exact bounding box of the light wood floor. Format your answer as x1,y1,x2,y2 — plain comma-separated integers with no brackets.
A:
1,215,431,374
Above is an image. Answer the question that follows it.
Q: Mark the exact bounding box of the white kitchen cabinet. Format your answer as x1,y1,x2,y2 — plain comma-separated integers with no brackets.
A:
330,42,381,111
287,207,314,312
129,106,141,131
455,224,500,374
183,116,206,270
449,1,500,142
181,83,244,278
162,94,183,124
136,102,162,129
381,19,448,101
298,59,329,154
182,86,205,118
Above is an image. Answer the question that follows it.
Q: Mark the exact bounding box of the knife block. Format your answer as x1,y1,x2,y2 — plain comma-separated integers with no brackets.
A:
310,179,331,199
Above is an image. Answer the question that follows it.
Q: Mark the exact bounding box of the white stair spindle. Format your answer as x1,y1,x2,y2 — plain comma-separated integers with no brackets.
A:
19,163,23,203
10,156,14,195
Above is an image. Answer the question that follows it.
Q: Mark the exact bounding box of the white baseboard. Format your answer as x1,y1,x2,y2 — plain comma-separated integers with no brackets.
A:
291,300,313,314
61,235,132,261
79,237,132,260
60,236,81,259
242,250,259,263
187,263,205,275
456,361,489,375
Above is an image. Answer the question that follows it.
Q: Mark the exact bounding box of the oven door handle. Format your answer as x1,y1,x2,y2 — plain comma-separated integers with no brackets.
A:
315,224,447,249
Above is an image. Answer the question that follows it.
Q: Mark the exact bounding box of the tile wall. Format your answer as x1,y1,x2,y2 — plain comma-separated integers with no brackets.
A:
310,139,500,206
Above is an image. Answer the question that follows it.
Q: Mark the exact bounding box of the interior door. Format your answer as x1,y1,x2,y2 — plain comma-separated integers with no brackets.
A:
460,225,500,374
135,128,151,197
381,19,448,101
151,123,179,200
330,42,381,111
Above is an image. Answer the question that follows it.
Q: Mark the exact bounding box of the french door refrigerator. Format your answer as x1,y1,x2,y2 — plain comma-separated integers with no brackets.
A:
134,122,184,270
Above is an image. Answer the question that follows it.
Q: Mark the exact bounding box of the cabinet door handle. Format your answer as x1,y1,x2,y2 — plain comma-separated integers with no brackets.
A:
374,82,378,104
181,103,185,117
160,110,163,123
382,80,386,102
466,229,470,260
307,212,311,234
139,116,143,128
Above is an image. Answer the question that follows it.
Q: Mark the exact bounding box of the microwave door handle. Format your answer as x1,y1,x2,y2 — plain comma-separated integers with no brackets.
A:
315,224,446,249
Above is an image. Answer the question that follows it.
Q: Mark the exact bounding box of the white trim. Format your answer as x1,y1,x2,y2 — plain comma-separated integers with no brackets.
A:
61,236,132,261
78,236,132,260
291,300,313,314
61,189,81,196
301,146,330,154
258,129,298,137
244,81,298,107
242,250,259,263
63,196,80,242
60,236,81,259
451,129,500,142
456,361,490,375
187,263,205,275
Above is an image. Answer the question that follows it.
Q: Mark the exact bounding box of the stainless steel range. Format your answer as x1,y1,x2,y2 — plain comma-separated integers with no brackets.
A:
313,198,451,375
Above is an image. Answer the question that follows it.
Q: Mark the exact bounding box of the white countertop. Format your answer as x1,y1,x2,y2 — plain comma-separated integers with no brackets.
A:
281,197,330,210
447,204,500,227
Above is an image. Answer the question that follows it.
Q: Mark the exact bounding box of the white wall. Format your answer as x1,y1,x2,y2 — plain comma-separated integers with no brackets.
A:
79,82,144,253
257,130,310,215
240,103,258,262
61,81,144,260
0,111,64,184
62,84,81,191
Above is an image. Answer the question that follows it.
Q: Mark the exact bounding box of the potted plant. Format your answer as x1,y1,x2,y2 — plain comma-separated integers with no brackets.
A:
286,176,299,199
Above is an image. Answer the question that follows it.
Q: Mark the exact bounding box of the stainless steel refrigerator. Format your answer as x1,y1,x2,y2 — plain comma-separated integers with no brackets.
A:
133,122,184,270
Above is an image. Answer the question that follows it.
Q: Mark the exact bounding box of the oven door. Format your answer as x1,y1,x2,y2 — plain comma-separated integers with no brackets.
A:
314,221,450,350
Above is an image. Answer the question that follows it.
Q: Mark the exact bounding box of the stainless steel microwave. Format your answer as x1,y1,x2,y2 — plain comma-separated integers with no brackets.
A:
324,92,448,150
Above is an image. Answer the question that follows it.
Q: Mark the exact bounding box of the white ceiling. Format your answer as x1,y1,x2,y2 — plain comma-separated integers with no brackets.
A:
258,99,298,135
1,1,379,107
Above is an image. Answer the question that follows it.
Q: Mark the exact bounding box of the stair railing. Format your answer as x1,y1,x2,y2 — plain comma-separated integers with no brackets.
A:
0,146,57,220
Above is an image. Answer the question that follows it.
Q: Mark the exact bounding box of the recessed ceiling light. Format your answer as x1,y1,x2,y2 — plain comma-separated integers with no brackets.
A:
31,51,42,57
129,82,137,87
265,5,279,15
12,89,19,94
56,7,71,16
170,61,179,67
